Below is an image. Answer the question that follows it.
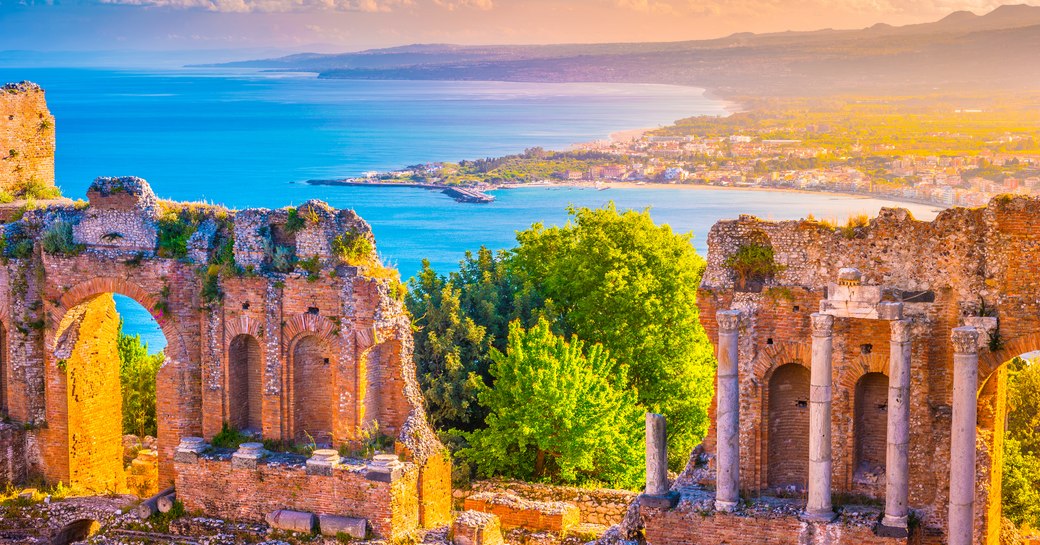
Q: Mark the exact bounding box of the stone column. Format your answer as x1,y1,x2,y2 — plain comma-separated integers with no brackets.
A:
715,309,742,512
646,413,668,496
880,317,911,537
806,313,836,521
949,327,979,545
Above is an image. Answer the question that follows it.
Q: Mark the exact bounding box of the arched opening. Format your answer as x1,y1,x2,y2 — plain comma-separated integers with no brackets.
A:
980,355,1040,545
52,518,100,545
227,334,263,434
291,335,334,445
53,293,166,496
853,372,889,492
767,362,811,491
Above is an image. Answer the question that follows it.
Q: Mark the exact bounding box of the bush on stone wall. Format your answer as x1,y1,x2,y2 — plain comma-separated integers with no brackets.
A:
41,220,84,256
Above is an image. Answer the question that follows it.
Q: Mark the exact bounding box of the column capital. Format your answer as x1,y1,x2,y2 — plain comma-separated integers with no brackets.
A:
878,301,904,321
716,310,742,333
891,319,912,344
951,326,979,355
810,313,834,338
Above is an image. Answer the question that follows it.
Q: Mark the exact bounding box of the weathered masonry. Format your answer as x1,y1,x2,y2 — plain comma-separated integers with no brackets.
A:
655,200,1040,545
0,81,450,538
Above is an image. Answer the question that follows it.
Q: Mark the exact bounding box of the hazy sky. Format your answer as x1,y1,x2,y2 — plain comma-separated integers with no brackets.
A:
0,0,1026,53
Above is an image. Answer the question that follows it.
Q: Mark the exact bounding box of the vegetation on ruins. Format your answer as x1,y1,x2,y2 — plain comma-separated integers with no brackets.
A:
156,208,200,259
284,207,306,234
331,230,374,266
118,322,163,438
271,244,296,273
407,203,716,475
40,220,84,256
463,319,644,488
724,240,782,290
1003,358,1040,530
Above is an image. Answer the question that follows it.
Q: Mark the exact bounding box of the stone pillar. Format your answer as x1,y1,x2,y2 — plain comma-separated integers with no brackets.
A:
949,327,979,545
806,313,836,521
880,317,911,536
646,413,668,496
715,310,742,512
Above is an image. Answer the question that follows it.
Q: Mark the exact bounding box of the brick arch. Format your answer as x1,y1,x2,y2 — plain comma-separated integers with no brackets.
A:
755,340,811,384
838,352,889,392
48,276,190,367
281,313,339,352
979,331,1040,385
287,333,336,444
224,314,263,342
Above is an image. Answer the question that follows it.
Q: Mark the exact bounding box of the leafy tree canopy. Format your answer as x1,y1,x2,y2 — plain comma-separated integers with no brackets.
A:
463,319,644,489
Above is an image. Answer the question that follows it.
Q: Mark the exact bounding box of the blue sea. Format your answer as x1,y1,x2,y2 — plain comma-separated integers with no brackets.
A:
0,67,939,353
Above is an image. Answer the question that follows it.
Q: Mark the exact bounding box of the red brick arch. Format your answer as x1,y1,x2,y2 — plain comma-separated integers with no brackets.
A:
755,340,811,384
979,331,1040,385
281,313,340,353
838,351,889,392
224,314,263,342
47,276,190,367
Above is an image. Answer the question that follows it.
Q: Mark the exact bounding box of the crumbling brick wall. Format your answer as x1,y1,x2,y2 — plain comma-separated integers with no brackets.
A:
0,82,55,195
0,175,451,527
695,198,1040,543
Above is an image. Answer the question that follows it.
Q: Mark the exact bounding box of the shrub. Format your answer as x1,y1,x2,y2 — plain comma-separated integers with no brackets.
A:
200,264,222,306
298,255,321,281
332,231,374,265
271,244,296,273
20,177,60,200
284,207,305,234
157,210,198,259
41,221,84,256
211,421,250,449
724,241,782,290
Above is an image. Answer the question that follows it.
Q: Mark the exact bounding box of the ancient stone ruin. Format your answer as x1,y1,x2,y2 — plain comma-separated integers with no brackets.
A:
0,83,451,539
630,202,1035,545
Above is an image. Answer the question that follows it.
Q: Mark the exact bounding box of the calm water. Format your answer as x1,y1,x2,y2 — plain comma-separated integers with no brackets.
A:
0,67,938,352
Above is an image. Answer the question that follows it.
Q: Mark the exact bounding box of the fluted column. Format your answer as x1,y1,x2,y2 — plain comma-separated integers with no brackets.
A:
949,327,979,545
806,313,836,521
715,309,742,512
880,317,911,536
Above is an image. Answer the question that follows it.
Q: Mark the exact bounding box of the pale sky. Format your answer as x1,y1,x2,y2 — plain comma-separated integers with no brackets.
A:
0,0,1027,53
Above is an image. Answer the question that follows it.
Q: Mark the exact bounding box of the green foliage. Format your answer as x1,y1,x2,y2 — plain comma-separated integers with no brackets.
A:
1003,358,1040,528
724,241,781,290
407,204,716,470
40,221,84,256
211,421,251,449
118,322,163,438
332,231,374,265
20,177,60,200
463,319,644,489
156,209,199,259
284,207,305,234
271,244,296,273
339,422,395,459
509,203,716,469
298,255,321,281
200,264,222,306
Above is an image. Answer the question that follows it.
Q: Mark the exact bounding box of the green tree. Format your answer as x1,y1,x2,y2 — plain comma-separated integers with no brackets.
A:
509,203,716,468
406,248,550,431
1003,358,1040,528
118,323,164,438
464,319,644,489
406,260,493,430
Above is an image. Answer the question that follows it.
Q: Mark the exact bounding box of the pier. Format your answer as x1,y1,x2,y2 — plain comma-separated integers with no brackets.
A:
306,179,494,203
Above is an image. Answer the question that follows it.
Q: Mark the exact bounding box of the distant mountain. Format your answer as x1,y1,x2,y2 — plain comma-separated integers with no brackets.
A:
211,4,1040,97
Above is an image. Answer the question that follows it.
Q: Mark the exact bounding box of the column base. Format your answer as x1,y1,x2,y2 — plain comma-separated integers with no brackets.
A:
876,517,909,539
802,508,837,522
715,499,738,512
639,491,680,509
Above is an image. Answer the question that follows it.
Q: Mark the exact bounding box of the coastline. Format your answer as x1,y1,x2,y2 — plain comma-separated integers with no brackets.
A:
489,181,951,213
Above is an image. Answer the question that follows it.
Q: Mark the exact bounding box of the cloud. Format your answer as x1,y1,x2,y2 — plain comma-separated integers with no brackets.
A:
433,0,492,10
95,0,418,12
614,0,677,14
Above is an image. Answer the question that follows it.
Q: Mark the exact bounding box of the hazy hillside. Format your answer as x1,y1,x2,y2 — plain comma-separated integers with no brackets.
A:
214,4,1040,96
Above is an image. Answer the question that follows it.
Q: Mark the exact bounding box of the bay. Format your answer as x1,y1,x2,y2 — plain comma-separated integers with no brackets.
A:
0,67,938,353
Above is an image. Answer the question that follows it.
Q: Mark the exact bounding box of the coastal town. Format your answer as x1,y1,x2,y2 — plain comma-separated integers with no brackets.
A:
315,96,1040,209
